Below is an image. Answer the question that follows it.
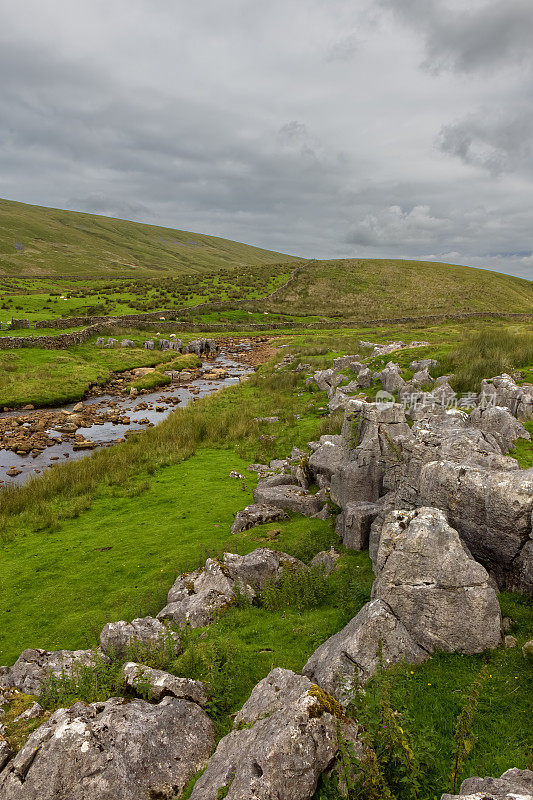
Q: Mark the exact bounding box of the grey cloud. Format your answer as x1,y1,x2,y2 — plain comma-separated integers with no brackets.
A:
437,108,533,175
0,1,532,280
380,0,533,73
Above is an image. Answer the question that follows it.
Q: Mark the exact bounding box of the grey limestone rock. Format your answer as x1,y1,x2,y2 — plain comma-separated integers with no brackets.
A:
0,696,215,800
99,616,181,659
231,503,289,534
0,648,98,696
440,768,533,800
303,599,427,702
122,662,209,705
189,667,362,800
371,507,502,654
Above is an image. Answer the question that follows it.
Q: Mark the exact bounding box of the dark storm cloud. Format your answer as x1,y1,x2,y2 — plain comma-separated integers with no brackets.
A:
0,0,532,278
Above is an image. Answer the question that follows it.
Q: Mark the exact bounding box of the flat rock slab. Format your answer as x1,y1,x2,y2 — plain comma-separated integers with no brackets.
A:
253,482,324,516
0,696,215,800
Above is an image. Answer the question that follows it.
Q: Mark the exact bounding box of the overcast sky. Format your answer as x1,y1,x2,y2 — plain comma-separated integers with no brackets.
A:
1,0,533,279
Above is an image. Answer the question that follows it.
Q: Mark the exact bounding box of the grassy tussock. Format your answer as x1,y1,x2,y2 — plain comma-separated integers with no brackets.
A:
444,327,533,392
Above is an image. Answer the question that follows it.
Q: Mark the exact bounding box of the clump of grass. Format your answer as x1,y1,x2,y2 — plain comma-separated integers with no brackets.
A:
130,371,172,391
260,566,332,612
444,327,533,393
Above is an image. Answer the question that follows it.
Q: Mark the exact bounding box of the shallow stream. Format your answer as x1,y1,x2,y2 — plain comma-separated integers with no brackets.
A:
0,344,254,487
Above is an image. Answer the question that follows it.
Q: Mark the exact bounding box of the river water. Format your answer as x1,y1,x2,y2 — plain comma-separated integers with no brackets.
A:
0,344,254,487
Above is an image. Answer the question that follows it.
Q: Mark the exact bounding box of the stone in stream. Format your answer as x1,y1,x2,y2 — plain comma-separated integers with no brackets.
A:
189,667,362,800
0,696,215,800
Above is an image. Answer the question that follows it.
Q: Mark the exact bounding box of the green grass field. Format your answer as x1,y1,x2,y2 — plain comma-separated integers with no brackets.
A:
0,197,300,277
0,312,531,798
268,258,533,317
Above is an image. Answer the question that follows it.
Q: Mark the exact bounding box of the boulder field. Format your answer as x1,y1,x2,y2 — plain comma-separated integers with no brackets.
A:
0,347,531,799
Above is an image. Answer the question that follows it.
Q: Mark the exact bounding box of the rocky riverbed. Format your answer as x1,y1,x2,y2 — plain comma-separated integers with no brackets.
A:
0,338,271,487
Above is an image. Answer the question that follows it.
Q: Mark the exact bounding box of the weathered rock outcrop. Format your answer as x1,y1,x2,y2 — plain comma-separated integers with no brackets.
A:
99,616,181,658
374,362,405,393
480,374,533,420
441,768,533,800
157,549,306,627
0,697,215,800
414,464,533,592
189,668,362,800
224,548,306,591
0,648,98,695
305,507,501,701
157,557,239,627
330,402,411,508
469,405,530,452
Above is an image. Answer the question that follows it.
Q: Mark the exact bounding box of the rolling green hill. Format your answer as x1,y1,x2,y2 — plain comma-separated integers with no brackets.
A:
0,198,300,277
267,259,533,317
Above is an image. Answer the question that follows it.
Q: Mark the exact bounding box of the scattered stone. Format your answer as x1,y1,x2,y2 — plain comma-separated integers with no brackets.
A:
229,470,245,479
504,635,518,648
522,640,533,663
12,702,43,724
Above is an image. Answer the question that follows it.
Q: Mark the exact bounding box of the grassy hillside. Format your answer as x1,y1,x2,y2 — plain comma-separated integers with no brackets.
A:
267,259,533,317
0,198,300,277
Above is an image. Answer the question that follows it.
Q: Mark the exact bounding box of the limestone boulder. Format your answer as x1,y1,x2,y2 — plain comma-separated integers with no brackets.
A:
416,463,533,591
157,558,239,628
303,599,427,702
223,548,306,592
189,668,362,800
469,405,530,452
441,768,533,800
122,662,208,705
0,697,215,800
0,648,97,695
336,500,384,550
371,508,502,654
253,481,325,517
99,616,181,659
480,374,533,420
230,503,289,534
375,362,405,393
